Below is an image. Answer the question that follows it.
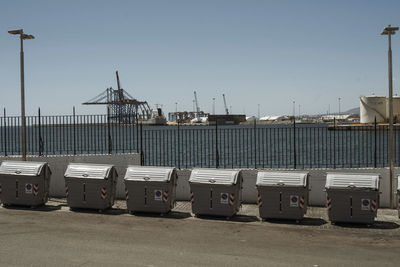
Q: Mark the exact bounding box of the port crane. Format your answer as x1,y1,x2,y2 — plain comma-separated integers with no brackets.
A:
194,91,200,118
83,71,152,123
223,94,229,115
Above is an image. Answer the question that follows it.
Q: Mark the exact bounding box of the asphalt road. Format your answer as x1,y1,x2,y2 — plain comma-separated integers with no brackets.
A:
0,200,399,267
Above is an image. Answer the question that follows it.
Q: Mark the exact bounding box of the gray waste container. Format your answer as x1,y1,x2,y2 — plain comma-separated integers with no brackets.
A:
64,163,117,211
325,173,380,224
189,169,243,217
124,166,177,214
398,176,400,219
0,161,51,207
256,171,309,220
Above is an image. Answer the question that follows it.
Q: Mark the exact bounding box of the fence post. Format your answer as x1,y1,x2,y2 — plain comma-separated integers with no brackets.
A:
73,106,76,155
38,108,43,156
136,113,139,153
333,118,336,169
107,106,112,154
177,122,181,169
254,119,257,169
140,123,144,166
215,120,219,168
3,108,7,156
374,116,377,168
293,118,296,169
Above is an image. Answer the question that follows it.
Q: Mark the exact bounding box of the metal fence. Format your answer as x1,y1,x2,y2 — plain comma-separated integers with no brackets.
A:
0,109,398,169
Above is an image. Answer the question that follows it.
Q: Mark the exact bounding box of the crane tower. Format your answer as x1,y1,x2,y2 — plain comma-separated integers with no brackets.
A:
82,71,152,123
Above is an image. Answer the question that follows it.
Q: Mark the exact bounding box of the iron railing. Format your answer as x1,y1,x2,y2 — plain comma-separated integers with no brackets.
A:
0,109,398,169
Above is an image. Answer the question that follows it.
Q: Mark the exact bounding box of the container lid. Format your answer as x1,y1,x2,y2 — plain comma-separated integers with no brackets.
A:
325,173,380,190
64,163,114,179
256,171,308,187
124,166,175,182
189,169,240,185
0,161,47,176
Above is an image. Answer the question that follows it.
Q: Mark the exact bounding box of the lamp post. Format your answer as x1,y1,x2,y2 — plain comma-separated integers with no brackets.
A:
292,101,295,118
212,98,215,115
382,25,398,209
8,29,35,161
338,97,341,116
298,104,301,118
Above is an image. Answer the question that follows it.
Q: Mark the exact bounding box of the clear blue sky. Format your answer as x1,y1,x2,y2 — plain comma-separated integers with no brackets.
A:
1,0,400,116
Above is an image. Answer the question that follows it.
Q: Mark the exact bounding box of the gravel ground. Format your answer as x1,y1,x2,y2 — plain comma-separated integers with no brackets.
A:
0,199,399,267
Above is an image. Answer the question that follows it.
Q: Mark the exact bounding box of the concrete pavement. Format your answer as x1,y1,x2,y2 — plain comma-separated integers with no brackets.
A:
0,199,399,267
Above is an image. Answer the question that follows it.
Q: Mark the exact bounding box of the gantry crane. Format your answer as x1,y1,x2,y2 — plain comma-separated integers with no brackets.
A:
194,91,200,118
83,71,152,123
223,94,229,115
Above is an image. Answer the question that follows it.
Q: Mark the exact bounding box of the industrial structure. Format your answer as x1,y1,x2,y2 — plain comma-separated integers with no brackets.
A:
168,111,208,123
168,92,246,125
360,95,400,123
222,94,229,115
83,71,152,123
168,91,208,123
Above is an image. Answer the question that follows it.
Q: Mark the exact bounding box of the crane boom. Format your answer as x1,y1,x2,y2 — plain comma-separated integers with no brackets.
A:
223,94,229,115
194,90,200,113
116,71,123,102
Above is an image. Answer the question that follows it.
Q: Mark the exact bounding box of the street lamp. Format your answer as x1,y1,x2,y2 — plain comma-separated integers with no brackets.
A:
212,98,215,115
8,29,35,161
381,24,398,209
298,104,301,118
292,101,295,118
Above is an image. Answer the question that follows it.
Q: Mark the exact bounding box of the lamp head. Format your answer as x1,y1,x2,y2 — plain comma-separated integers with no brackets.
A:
381,25,399,35
22,34,35,40
8,29,23,35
